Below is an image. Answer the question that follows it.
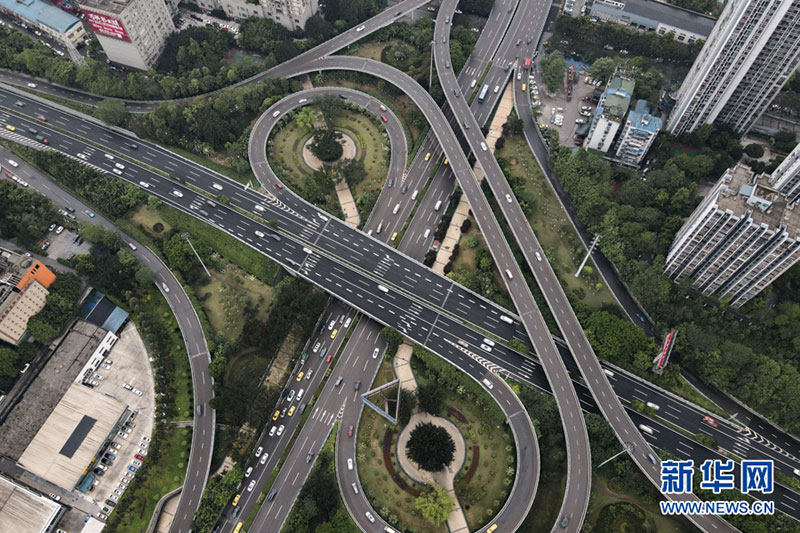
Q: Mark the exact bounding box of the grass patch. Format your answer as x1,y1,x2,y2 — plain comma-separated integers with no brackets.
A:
497,134,617,310
110,427,193,532
154,142,257,186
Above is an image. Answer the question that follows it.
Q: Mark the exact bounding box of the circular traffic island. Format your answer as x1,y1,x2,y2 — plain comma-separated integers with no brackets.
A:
302,128,357,170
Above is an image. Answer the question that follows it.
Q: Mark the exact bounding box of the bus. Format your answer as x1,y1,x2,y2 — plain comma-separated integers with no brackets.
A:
524,57,531,70
478,84,489,103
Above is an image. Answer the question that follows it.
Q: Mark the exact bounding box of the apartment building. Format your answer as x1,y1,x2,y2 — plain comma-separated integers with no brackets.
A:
190,0,317,29
769,142,800,207
585,71,635,152
667,0,800,135
77,0,173,70
664,164,800,307
0,258,56,345
615,99,662,167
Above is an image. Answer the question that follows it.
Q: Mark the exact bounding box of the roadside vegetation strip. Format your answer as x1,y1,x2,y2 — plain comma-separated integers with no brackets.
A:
468,61,493,106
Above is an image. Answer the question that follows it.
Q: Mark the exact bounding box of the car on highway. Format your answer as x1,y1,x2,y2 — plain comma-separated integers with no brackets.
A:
275,181,283,189
356,24,365,31
704,416,719,428
139,181,151,188
560,515,570,528
272,110,281,118
260,453,269,465
4,125,15,132
112,168,122,175
535,251,542,262
85,209,95,217
380,115,387,122
280,407,287,418
325,353,332,363
296,371,304,381
305,369,314,381
255,446,263,457
365,512,376,523
288,405,296,416
272,410,280,421
330,329,338,339
391,232,398,242
348,425,354,437
7,159,18,168
505,194,512,203
36,114,46,121
372,347,380,359
351,482,359,494
424,152,431,161
247,480,256,492
347,458,353,470
269,426,277,437
212,183,223,190
172,190,183,198
636,313,646,323
255,230,265,238
313,342,321,353
276,425,285,436
328,320,336,330
487,525,498,533
354,380,361,391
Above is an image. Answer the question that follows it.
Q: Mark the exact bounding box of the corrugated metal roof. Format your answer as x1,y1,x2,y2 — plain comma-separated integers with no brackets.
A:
0,0,81,33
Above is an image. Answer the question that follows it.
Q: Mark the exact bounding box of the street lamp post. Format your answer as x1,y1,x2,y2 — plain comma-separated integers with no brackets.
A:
182,232,211,278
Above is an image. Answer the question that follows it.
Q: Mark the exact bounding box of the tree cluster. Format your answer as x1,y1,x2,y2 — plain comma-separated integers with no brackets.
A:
405,421,455,472
0,180,62,249
414,483,454,525
540,50,567,93
191,466,243,531
26,273,82,343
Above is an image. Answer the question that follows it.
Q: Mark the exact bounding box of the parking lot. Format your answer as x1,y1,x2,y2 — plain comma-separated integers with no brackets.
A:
41,228,90,260
533,64,602,146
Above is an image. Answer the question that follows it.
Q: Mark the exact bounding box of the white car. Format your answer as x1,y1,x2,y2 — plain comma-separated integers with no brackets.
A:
137,448,147,456
7,160,18,168
131,460,142,467
328,320,335,330
255,230,265,238
277,425,285,436
505,194,512,203
112,168,122,175
272,110,281,118
372,348,380,359
247,480,256,492
260,453,268,465
115,162,125,169
212,183,223,190
313,342,321,353
298,98,307,104
245,467,253,478
255,446,263,458
535,251,542,262
27,82,37,88
365,512,376,523
132,388,143,396
269,426,277,437
139,181,151,188
55,226,64,234
172,190,183,198
77,153,87,160
344,317,352,328
347,458,354,470
356,25,365,31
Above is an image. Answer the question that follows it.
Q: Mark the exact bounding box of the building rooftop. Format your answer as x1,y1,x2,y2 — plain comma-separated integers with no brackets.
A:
627,99,663,133
596,0,716,36
715,165,800,237
0,0,82,33
16,260,56,291
75,0,131,16
0,476,62,533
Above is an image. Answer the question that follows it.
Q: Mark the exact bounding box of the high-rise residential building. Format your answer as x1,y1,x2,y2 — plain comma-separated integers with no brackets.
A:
769,142,800,207
664,163,800,307
667,0,800,136
615,99,662,167
77,0,174,70
590,0,716,43
585,71,635,152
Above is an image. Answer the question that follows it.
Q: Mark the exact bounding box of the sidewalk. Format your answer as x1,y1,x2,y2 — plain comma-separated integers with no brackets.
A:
433,84,515,273
393,343,417,392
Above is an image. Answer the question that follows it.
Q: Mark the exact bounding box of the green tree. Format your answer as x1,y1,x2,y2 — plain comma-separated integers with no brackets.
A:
93,98,129,126
380,327,403,356
397,388,417,426
295,107,318,131
414,483,454,526
309,128,344,162
406,421,455,472
541,51,567,92
590,57,618,84
315,94,346,125
744,143,765,158
416,382,444,415
134,266,154,288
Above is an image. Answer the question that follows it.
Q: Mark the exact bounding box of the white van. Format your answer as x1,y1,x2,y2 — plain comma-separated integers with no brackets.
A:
411,189,418,200
104,154,115,160
393,203,400,215
471,79,477,88
638,424,654,435
500,315,514,324
434,200,443,211
128,242,137,251
482,378,494,389
296,388,304,401
377,284,389,293
505,269,513,279
482,338,495,347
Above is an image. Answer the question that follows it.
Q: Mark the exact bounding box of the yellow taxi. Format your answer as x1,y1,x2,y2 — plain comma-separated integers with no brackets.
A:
296,371,305,381
444,158,449,165
331,329,338,339
522,83,526,92
424,152,431,161
232,494,241,506
272,410,280,421
287,405,296,417
487,525,498,533
391,232,398,242
5,125,15,131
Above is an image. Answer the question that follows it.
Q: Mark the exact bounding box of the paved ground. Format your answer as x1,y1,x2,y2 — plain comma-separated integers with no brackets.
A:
301,131,361,227
392,343,469,533
534,64,595,145
395,412,469,533
155,490,181,533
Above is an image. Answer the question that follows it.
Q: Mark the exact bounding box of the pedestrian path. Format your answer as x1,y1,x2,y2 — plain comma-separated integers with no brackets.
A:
392,343,470,533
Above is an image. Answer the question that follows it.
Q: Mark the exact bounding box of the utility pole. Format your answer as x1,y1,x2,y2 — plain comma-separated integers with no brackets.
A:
429,41,435,89
575,234,600,278
597,442,633,468
182,233,211,278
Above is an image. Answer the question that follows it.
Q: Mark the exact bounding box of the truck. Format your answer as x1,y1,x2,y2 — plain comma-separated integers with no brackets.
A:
524,57,531,70
478,84,489,103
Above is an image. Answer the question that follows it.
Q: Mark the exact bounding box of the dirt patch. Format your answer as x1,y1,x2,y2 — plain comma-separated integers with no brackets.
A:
265,332,299,387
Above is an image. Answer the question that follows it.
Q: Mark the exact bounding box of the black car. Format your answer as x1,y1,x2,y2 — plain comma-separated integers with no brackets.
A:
354,380,361,391
93,468,105,476
105,500,116,507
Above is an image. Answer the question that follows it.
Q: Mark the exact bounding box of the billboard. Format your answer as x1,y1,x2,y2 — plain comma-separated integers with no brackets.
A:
82,9,130,41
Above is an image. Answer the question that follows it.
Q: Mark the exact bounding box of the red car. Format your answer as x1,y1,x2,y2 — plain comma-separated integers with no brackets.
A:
380,115,387,123
325,353,333,363
134,454,145,461
4,171,13,179
36,114,47,121
703,416,719,428
275,181,283,189
348,425,354,437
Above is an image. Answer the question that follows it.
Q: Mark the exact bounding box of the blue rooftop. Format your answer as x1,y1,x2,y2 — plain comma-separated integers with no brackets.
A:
0,0,82,33
627,99,662,133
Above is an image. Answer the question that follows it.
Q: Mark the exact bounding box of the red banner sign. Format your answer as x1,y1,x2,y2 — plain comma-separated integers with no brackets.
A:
82,9,130,41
